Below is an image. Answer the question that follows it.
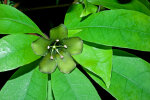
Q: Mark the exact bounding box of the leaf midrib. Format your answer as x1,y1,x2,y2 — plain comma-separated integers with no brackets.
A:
63,75,78,100
88,0,150,14
22,70,34,100
70,25,150,36
112,69,150,94
0,18,42,34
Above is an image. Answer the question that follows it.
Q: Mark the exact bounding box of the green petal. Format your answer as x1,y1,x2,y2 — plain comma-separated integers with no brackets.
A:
56,51,76,73
62,37,83,55
39,53,57,74
32,37,50,56
50,24,68,42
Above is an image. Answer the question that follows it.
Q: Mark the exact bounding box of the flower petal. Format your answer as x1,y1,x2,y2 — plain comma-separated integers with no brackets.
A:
62,37,83,55
39,53,57,74
50,24,68,42
31,37,50,56
56,51,76,73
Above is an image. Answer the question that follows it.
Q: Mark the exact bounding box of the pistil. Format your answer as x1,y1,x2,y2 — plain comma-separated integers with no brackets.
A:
49,39,67,59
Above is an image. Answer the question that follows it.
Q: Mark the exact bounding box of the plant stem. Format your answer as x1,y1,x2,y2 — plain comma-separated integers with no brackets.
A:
4,0,7,4
21,3,72,11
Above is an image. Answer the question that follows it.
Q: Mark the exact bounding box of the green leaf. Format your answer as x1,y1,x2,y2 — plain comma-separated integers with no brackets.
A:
0,60,48,100
66,5,112,87
64,4,83,29
0,34,40,72
80,0,98,17
65,6,150,51
86,49,150,100
0,4,44,36
51,68,101,100
87,0,150,16
73,42,112,88
138,0,150,9
68,29,82,37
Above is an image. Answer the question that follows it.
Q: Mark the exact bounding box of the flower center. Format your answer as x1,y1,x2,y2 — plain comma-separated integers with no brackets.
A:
47,39,67,60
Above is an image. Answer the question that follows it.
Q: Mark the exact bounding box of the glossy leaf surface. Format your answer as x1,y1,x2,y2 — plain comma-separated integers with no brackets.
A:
0,60,48,100
0,34,40,72
65,4,150,51
87,0,150,15
0,4,43,36
65,4,82,29
87,49,150,100
73,42,112,88
51,68,101,100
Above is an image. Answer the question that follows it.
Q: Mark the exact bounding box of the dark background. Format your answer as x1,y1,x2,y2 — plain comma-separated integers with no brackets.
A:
0,0,150,100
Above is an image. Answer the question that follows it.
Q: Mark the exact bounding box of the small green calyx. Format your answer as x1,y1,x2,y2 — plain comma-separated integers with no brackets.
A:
31,24,83,74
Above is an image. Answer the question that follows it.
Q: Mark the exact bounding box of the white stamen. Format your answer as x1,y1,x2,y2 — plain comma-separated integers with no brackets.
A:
50,56,54,60
56,49,64,59
50,48,54,60
47,46,50,49
56,49,59,52
64,45,67,48
56,39,59,42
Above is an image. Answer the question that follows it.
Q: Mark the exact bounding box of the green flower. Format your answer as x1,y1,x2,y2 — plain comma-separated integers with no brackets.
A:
32,24,83,74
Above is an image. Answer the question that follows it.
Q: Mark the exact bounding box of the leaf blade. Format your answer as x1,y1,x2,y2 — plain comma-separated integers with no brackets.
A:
65,5,150,51
86,49,150,100
51,68,101,100
0,34,40,72
73,42,112,88
0,4,43,36
0,60,48,100
87,0,150,15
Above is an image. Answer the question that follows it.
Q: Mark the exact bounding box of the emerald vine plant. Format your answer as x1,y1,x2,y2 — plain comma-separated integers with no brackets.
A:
0,0,150,100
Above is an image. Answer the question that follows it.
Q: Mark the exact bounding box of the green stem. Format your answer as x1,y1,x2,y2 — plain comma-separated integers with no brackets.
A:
21,3,72,11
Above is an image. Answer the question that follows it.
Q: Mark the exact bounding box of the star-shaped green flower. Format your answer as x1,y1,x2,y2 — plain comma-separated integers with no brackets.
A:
32,24,83,74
